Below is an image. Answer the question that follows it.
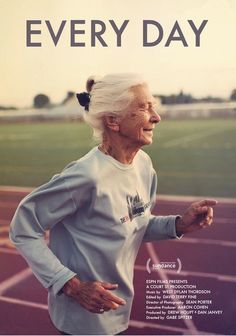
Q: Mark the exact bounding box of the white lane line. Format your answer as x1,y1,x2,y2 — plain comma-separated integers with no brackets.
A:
0,247,19,255
1,187,236,204
0,202,19,208
0,226,9,233
214,218,235,224
129,319,217,335
146,243,199,335
152,217,235,225
1,186,236,204
0,295,47,310
0,238,15,248
0,295,216,335
162,128,229,148
0,186,33,193
135,265,236,283
0,220,10,226
0,268,32,295
167,269,236,283
157,194,236,204
174,237,236,248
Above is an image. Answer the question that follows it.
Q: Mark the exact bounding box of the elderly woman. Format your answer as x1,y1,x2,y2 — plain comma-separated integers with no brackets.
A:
10,73,217,335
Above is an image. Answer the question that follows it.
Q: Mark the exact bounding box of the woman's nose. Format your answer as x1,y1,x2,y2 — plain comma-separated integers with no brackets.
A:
150,111,161,123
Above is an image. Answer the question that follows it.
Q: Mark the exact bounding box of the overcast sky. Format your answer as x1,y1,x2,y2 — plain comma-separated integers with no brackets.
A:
1,0,236,107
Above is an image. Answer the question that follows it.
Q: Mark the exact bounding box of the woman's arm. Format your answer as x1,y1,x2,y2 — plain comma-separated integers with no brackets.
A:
143,199,217,242
9,175,77,295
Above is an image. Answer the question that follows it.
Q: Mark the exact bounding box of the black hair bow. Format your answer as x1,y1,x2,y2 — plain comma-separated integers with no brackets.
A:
76,92,90,111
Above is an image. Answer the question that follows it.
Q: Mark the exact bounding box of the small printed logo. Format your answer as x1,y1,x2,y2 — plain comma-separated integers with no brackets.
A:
120,192,151,224
146,258,182,274
127,193,145,221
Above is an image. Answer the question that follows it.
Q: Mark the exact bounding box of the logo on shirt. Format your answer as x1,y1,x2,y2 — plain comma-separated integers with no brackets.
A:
120,192,151,224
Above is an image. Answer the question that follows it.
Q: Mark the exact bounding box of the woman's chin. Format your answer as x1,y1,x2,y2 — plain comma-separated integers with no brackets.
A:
143,134,153,144
140,138,153,146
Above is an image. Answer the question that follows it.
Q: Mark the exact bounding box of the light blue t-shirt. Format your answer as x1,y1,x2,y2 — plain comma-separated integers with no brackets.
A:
10,147,179,335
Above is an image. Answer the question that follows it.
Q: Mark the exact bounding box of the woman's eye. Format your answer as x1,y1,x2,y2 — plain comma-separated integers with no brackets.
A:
150,106,157,112
139,107,149,112
139,106,156,113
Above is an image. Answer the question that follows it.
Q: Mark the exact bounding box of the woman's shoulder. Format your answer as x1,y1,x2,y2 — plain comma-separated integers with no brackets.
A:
136,149,153,167
60,146,101,181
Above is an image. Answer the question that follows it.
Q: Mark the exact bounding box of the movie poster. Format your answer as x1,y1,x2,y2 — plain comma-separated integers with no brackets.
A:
1,1,236,335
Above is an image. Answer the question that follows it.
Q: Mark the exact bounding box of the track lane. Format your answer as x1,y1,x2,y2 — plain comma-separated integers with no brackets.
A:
0,187,235,335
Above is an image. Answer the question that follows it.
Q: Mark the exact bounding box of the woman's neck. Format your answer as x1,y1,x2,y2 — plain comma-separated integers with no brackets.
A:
99,133,140,165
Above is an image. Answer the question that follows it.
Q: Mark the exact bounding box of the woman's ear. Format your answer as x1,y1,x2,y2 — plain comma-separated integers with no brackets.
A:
104,116,120,132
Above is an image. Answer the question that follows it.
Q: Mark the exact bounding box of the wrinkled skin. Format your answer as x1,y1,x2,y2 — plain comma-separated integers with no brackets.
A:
63,277,125,314
175,199,217,235
118,84,161,147
63,84,217,314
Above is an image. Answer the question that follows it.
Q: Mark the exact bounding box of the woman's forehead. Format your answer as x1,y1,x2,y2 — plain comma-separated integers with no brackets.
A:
130,85,156,105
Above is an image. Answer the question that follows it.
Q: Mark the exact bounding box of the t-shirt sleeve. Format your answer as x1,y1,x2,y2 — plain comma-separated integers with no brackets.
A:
9,168,91,295
143,170,180,242
143,214,180,242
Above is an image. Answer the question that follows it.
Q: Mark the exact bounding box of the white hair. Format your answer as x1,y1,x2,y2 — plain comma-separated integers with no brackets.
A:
83,73,147,140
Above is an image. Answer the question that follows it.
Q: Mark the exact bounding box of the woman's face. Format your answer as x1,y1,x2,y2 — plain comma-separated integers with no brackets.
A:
119,85,161,146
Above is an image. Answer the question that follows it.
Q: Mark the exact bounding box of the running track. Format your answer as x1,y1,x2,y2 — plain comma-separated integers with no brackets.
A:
0,187,236,335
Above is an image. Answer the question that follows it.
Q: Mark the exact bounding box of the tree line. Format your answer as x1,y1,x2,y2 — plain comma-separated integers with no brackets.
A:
1,89,236,110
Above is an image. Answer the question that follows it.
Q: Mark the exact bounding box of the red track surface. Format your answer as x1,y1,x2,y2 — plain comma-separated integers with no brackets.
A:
0,187,236,335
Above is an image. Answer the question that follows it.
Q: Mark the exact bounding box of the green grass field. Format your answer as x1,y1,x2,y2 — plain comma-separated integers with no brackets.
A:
0,119,236,198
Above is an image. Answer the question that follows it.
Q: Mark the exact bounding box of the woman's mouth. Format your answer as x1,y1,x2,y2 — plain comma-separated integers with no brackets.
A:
143,128,154,133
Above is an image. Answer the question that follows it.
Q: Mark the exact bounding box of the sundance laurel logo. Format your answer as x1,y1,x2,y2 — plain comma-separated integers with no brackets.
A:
146,258,182,274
